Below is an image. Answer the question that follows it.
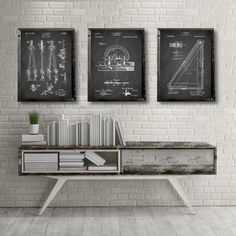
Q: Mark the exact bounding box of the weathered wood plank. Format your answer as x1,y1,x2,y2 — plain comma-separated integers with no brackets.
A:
122,149,216,175
122,141,215,149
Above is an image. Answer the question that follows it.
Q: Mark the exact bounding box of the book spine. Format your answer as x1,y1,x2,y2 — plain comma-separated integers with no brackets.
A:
112,117,116,146
51,121,56,146
47,125,51,146
99,114,102,146
75,123,79,146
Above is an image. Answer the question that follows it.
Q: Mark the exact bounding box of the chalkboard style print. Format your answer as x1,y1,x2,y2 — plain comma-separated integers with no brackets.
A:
18,29,75,101
88,29,145,101
97,45,135,72
158,29,215,101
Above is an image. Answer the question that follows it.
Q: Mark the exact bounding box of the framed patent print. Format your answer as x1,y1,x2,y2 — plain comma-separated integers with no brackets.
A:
88,28,145,101
157,28,215,101
18,28,75,102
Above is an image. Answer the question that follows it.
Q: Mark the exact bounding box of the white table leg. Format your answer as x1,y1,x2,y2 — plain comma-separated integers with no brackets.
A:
168,177,196,214
38,177,67,215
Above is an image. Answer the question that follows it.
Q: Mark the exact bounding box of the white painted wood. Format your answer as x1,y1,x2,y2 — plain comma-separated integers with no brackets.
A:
38,175,195,215
22,149,120,174
38,178,67,215
46,174,209,180
168,177,196,214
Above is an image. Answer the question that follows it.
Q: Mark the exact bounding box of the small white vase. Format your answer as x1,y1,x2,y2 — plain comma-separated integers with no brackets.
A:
30,124,39,135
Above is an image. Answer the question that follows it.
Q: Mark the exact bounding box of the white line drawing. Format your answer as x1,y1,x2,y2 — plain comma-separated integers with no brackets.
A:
168,40,204,91
30,84,40,92
169,41,183,49
47,40,59,84
40,83,54,95
97,45,135,71
104,80,129,86
26,40,37,81
95,89,113,96
124,90,132,96
120,87,138,97
172,50,183,60
38,40,45,81
61,72,67,84
55,89,66,97
58,40,66,70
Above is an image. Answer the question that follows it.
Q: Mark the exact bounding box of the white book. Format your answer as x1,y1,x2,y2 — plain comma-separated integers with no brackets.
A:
94,114,97,146
47,125,51,146
60,159,84,162
105,118,109,146
81,121,89,146
90,116,94,146
78,121,82,146
22,141,47,145
55,122,59,145
69,124,77,145
59,162,84,167
88,164,117,171
81,122,84,146
85,151,106,166
101,118,104,146
25,162,58,167
112,117,116,146
75,123,79,146
115,121,123,145
22,134,44,142
58,116,68,146
85,154,101,166
60,153,84,159
108,118,112,146
60,167,87,171
51,121,56,146
24,153,58,162
117,120,126,146
99,114,102,146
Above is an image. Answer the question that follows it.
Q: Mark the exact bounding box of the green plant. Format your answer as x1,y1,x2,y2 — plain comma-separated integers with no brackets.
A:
28,111,40,124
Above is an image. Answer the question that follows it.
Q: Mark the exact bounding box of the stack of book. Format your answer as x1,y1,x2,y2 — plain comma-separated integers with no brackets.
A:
47,113,125,147
22,134,46,145
24,153,58,172
59,152,86,171
85,151,117,171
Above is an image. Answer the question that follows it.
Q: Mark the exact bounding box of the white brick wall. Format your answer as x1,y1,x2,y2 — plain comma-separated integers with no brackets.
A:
0,0,235,207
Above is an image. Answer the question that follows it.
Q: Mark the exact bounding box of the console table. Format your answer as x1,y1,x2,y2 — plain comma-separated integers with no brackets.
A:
18,142,216,215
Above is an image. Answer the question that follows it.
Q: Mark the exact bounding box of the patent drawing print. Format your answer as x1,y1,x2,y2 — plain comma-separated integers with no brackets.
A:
88,29,145,101
97,45,135,72
18,29,75,102
158,29,215,101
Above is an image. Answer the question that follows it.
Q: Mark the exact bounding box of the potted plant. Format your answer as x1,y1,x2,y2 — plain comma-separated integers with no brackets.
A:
28,111,40,135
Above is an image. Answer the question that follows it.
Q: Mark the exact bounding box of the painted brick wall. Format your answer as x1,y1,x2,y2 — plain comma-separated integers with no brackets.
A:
0,0,235,207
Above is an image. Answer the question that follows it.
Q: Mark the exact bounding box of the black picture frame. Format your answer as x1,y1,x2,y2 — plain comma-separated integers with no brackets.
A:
157,28,215,102
18,28,75,102
88,28,145,102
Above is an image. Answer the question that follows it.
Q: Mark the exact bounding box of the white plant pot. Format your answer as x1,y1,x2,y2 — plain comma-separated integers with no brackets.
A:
30,124,39,135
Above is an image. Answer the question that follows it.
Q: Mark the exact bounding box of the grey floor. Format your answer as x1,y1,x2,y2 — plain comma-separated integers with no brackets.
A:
0,207,236,236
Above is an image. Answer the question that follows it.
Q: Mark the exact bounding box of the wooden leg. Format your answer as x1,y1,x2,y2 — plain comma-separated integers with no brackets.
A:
167,177,196,215
38,177,67,216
